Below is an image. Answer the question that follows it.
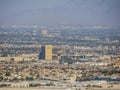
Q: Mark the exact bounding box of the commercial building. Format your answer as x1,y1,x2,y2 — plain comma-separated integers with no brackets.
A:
39,45,52,61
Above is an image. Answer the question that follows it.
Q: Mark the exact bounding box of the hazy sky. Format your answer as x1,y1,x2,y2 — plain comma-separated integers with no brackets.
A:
0,0,120,25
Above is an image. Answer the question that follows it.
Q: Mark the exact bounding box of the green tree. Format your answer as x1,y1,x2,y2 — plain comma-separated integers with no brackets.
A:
0,76,3,81
5,72,11,76
36,73,40,79
46,82,55,86
26,76,34,81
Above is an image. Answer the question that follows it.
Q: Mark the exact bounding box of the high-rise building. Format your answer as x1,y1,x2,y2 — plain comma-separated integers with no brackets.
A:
39,45,52,60
42,30,48,35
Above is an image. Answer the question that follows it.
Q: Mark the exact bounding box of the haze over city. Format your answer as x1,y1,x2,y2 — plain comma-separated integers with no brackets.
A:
0,0,120,25
0,0,120,90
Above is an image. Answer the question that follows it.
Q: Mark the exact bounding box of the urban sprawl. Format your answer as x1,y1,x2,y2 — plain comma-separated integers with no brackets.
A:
0,25,120,90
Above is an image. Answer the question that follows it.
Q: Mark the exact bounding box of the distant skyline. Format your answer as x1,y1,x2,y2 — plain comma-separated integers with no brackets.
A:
0,0,120,25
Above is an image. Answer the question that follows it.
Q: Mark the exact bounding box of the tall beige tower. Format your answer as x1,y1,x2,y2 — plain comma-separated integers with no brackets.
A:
39,45,52,61
42,30,48,35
